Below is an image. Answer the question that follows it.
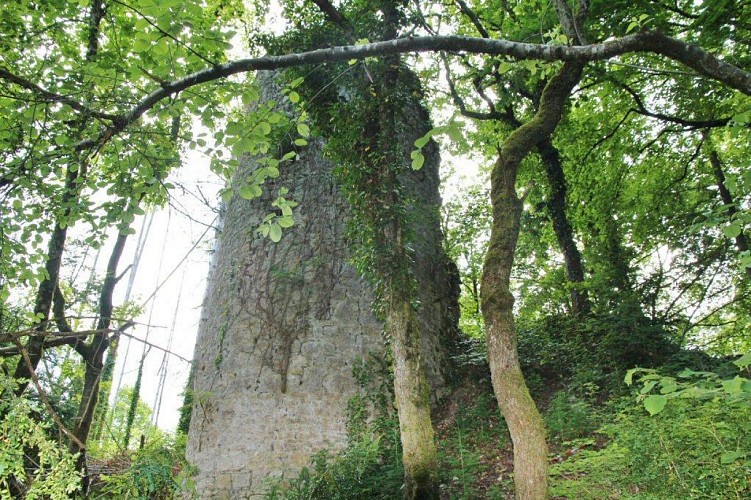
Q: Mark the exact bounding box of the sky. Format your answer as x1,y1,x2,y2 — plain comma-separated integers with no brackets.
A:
105,147,222,432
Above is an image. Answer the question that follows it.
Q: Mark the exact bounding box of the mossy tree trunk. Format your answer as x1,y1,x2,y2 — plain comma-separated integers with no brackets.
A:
481,62,584,499
373,62,440,500
387,284,439,498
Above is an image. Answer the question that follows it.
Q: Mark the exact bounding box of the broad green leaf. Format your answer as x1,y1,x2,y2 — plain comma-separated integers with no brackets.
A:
643,394,667,415
238,185,257,200
722,377,744,394
733,352,751,369
414,135,431,149
411,152,425,170
269,224,282,242
659,379,678,394
278,216,294,228
723,223,742,239
288,91,300,103
640,380,657,394
297,123,310,138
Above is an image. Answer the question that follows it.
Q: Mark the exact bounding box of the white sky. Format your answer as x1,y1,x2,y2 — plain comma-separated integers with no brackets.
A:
106,147,222,432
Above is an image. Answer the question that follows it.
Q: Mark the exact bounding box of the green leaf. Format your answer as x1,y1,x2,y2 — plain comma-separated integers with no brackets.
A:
659,379,678,394
643,394,667,415
239,184,260,200
733,352,751,369
411,152,425,170
722,377,745,395
288,91,300,103
297,123,310,138
446,122,463,142
414,135,431,149
720,451,746,464
278,215,294,228
258,122,272,135
722,223,742,239
133,38,150,52
269,224,282,242
640,380,657,394
220,188,233,203
294,138,308,147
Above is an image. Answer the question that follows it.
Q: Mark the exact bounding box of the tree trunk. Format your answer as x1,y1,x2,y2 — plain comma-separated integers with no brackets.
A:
13,168,78,395
388,291,439,498
72,230,128,487
706,145,751,279
481,61,584,499
538,140,590,316
482,160,548,499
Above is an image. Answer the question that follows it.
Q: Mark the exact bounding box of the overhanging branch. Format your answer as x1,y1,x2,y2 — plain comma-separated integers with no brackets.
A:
73,30,751,152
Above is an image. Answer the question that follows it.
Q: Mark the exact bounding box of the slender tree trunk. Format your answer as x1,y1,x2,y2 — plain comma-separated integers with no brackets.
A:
481,62,584,499
12,165,84,394
538,140,590,316
483,157,548,499
388,289,439,498
72,230,128,485
706,146,751,279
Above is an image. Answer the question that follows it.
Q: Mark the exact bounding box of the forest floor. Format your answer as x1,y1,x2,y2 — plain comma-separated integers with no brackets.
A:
435,370,524,499
434,368,609,500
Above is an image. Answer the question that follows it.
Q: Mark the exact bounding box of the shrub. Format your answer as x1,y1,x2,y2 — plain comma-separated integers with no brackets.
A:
97,434,192,499
0,373,82,498
550,395,751,498
545,390,599,443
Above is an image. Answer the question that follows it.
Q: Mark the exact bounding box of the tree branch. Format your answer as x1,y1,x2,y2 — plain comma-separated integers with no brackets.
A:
67,31,751,152
0,67,119,121
13,338,87,451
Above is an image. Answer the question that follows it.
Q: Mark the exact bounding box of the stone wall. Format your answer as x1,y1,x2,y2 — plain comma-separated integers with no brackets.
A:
185,75,458,498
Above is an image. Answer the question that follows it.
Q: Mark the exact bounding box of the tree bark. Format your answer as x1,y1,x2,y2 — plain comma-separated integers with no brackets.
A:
538,140,590,316
482,61,584,499
388,290,439,499
13,167,79,395
71,229,128,487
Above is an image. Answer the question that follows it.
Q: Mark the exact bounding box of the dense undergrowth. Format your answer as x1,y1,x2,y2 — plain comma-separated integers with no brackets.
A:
259,312,751,499
4,318,747,499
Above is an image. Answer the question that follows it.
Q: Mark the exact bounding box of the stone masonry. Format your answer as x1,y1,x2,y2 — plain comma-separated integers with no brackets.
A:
185,74,458,498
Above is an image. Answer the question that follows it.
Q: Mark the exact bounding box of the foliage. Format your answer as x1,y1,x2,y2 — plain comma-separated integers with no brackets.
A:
625,352,751,416
437,384,510,499
545,389,599,443
90,386,166,455
0,374,81,498
550,397,751,499
96,434,193,500
516,312,678,394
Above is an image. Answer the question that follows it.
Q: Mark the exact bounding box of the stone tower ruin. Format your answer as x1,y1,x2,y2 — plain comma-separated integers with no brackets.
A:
185,74,458,497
